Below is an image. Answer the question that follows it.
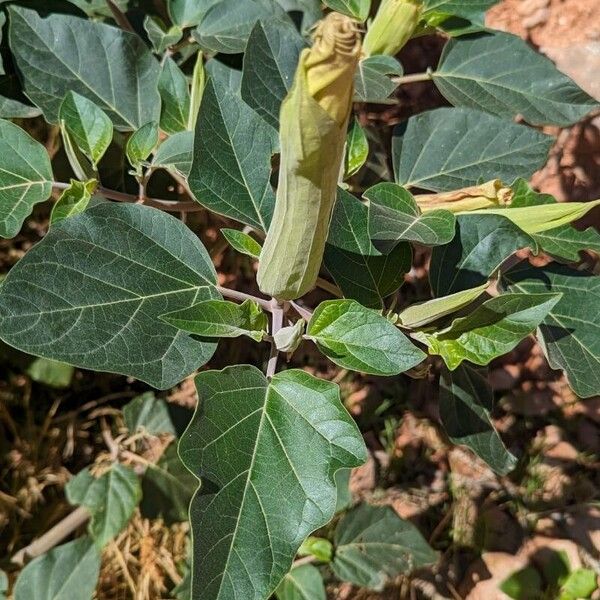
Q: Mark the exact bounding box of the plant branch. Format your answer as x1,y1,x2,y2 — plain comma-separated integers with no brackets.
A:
266,299,284,378
216,285,272,311
392,69,433,85
289,300,313,321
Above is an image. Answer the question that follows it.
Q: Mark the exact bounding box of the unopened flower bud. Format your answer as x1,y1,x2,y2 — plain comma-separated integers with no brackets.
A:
415,180,513,213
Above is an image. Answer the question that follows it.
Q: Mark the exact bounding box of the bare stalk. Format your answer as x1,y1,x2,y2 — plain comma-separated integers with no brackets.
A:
392,70,433,85
216,285,272,311
266,300,285,378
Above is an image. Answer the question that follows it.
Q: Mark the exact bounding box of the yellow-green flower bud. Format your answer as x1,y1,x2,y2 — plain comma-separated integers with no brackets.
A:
257,13,361,301
415,180,513,213
363,0,422,57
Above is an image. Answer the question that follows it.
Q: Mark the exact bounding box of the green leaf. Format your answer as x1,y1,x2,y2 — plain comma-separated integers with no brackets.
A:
193,0,288,54
421,292,561,369
13,537,100,600
123,392,177,436
60,124,95,182
274,318,305,353
430,214,536,295
152,130,193,178
66,463,141,547
298,537,333,562
59,92,113,166
423,0,498,21
0,74,43,119
324,242,412,309
0,570,7,600
500,566,544,600
9,6,161,131
141,444,197,523
354,55,402,103
241,19,306,130
50,179,96,225
189,79,276,231
334,468,352,512
397,281,489,328
0,119,53,239
433,31,599,127
162,299,269,342
188,51,206,131
560,569,597,600
159,58,191,135
221,228,262,258
0,203,219,389
179,365,367,600
365,182,456,250
332,504,438,590
275,0,322,31
393,107,553,192
275,564,326,600
323,0,370,21
26,357,74,389
126,121,159,170
345,118,369,178
143,15,183,54
169,0,217,27
439,365,517,474
307,299,425,375
502,263,600,398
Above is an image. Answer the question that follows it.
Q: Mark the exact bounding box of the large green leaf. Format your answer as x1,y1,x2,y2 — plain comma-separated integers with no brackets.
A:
159,58,191,135
439,365,517,475
189,79,276,231
353,55,402,103
168,0,217,27
179,365,366,600
434,32,599,127
141,444,197,523
13,537,100,600
323,0,370,21
162,298,268,341
0,203,219,389
420,292,561,369
393,107,553,192
0,119,53,238
241,19,305,130
66,463,141,548
193,0,288,54
365,182,456,250
332,504,437,590
502,263,600,398
307,299,425,375
430,214,536,295
324,243,411,309
275,565,326,600
9,6,161,130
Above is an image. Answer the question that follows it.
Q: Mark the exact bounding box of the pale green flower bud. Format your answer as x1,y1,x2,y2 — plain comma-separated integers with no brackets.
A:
257,13,361,301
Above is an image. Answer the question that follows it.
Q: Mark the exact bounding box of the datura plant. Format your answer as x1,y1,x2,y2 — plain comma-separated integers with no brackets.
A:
0,1,598,599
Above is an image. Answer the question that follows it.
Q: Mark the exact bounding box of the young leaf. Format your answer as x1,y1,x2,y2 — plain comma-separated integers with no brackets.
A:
324,242,411,309
345,118,369,178
60,124,96,181
307,299,426,375
502,263,600,398
143,16,183,54
126,121,159,170
13,537,100,600
560,569,598,600
500,566,544,600
0,570,6,600
123,392,177,437
189,79,276,231
421,292,561,369
397,281,489,328
50,179,96,225
433,31,599,127
0,203,219,389
161,298,269,341
365,182,456,249
59,92,113,166
26,357,74,389
323,0,371,21
0,119,53,239
221,228,262,258
66,464,141,547
193,0,288,54
159,58,191,135
354,55,403,103
141,444,197,523
393,107,553,192
9,6,161,130
152,130,193,177
188,51,206,131
429,214,536,295
274,318,305,353
241,19,306,130
439,365,517,474
298,537,333,563
179,365,367,600
275,565,326,600
332,504,438,590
